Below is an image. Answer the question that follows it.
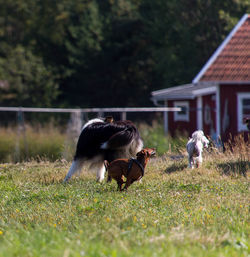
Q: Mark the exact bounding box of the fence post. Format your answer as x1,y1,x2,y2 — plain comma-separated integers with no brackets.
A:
15,108,28,162
163,101,168,135
121,112,127,120
63,110,83,160
98,111,104,118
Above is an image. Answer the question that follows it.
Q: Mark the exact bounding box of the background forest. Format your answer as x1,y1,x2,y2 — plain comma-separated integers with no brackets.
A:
0,0,249,108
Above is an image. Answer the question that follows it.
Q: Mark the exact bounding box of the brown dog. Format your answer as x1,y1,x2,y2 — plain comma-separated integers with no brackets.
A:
105,148,156,191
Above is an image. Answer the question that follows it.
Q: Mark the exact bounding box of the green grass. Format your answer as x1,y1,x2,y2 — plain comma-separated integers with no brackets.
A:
0,151,249,257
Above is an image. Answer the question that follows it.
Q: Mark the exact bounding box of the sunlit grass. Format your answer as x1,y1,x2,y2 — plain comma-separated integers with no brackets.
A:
0,125,249,256
0,142,249,257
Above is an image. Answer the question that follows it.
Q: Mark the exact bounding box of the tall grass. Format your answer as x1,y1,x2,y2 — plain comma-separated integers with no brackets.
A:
0,123,248,167
0,126,66,163
0,123,188,163
205,133,250,177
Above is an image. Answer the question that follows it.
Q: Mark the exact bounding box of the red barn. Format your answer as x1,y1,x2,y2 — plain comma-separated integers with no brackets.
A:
151,14,250,143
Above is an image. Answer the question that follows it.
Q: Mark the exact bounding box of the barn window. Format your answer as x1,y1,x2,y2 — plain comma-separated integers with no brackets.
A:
174,101,189,121
237,93,250,131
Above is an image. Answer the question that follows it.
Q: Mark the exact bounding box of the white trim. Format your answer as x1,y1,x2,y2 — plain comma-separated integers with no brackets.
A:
164,100,168,134
216,85,221,138
0,106,181,113
237,93,250,132
174,101,189,122
197,96,203,130
193,86,217,96
192,14,249,83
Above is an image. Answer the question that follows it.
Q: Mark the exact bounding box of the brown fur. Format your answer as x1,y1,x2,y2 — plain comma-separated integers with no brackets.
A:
104,116,114,123
106,148,155,191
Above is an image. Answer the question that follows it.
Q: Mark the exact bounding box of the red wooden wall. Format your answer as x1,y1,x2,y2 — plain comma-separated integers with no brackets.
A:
220,84,250,141
167,99,197,137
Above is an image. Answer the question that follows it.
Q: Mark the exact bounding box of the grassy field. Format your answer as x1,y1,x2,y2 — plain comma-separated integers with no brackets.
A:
0,142,249,257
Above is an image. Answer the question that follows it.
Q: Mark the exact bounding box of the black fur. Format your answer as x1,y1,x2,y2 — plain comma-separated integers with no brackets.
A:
64,118,143,182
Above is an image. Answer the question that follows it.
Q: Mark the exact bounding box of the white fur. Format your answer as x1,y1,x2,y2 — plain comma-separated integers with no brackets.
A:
95,164,106,182
186,130,209,169
100,141,108,149
81,118,104,131
64,159,84,182
64,155,106,182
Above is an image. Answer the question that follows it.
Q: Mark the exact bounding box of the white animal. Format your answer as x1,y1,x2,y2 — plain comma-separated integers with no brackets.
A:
186,130,209,169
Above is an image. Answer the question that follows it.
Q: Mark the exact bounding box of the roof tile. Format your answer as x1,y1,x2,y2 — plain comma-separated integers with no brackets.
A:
200,15,250,82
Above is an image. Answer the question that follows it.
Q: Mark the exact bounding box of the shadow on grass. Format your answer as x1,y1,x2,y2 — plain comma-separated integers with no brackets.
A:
165,161,187,174
217,160,249,177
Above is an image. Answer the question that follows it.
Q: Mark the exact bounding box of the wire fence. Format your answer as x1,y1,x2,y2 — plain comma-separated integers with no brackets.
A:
0,106,181,162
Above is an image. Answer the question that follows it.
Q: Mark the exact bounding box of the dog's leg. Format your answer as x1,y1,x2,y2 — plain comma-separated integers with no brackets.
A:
96,164,106,182
123,178,133,191
107,175,112,183
64,159,84,182
191,157,195,169
117,177,125,191
188,155,193,169
117,181,123,191
197,154,202,168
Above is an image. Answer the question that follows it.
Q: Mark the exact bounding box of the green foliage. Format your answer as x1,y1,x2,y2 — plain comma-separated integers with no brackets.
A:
0,0,249,108
0,47,59,107
140,122,187,155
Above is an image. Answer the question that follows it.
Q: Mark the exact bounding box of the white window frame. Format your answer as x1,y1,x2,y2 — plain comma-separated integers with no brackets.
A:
174,101,189,122
237,93,250,132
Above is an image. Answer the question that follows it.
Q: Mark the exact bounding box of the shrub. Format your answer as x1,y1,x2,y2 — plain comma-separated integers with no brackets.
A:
139,122,187,155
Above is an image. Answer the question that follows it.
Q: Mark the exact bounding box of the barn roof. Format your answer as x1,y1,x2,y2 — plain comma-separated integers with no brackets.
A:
151,14,250,102
151,83,217,101
193,14,250,83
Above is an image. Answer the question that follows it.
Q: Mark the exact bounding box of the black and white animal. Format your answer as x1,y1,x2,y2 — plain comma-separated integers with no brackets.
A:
186,130,209,169
64,117,143,182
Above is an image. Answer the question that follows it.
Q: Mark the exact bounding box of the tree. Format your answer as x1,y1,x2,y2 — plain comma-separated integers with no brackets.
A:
0,0,249,108
140,0,250,90
0,46,59,107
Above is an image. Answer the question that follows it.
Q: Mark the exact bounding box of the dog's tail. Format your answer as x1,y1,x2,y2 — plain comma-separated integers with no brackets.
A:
104,160,112,183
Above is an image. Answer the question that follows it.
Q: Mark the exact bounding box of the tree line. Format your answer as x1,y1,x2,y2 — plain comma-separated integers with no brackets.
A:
0,0,249,108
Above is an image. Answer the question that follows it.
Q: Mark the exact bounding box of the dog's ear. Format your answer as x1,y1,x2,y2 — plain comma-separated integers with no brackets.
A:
136,151,142,156
137,149,145,156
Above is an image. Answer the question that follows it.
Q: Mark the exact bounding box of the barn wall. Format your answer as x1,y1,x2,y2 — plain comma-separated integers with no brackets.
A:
220,84,250,141
168,99,197,137
202,94,216,137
